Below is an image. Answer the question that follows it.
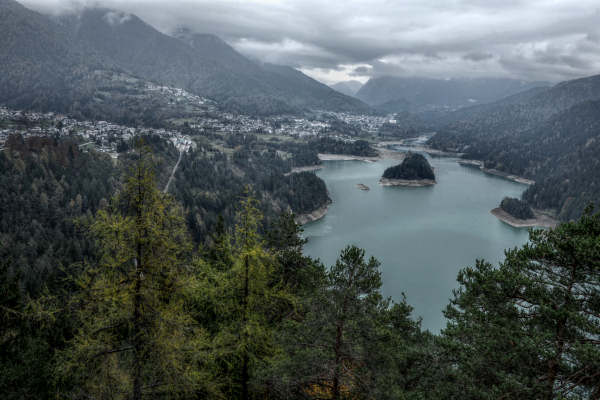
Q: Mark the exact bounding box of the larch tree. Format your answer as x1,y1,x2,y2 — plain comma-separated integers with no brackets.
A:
198,189,295,400
58,146,208,400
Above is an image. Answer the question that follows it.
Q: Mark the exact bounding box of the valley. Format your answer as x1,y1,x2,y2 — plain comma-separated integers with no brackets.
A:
1,0,600,398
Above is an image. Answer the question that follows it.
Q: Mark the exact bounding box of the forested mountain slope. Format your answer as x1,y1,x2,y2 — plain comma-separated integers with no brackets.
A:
0,1,370,116
356,76,546,112
330,80,363,97
0,0,107,111
429,74,600,219
430,74,600,140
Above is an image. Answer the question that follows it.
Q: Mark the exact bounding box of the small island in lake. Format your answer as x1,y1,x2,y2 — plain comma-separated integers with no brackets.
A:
356,183,370,191
379,152,436,187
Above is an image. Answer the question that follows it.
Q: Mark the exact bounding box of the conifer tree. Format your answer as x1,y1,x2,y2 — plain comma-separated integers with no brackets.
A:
268,246,389,399
200,189,295,399
59,146,207,400
443,210,600,399
266,211,326,293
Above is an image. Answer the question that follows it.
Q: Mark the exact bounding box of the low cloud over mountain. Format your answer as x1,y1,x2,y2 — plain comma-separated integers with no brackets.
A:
21,0,600,84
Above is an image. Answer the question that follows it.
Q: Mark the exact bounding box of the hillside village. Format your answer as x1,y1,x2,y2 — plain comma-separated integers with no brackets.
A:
1,85,397,153
0,107,195,155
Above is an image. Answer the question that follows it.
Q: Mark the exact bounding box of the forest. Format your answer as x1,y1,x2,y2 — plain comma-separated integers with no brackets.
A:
428,91,600,221
500,197,535,220
1,138,599,399
171,141,329,241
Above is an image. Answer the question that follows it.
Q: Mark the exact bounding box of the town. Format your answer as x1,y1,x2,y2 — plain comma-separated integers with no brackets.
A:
0,84,397,154
0,106,195,155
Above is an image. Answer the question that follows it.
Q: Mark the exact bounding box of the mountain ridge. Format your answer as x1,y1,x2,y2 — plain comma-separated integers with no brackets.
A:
0,0,371,117
429,72,600,219
356,76,548,113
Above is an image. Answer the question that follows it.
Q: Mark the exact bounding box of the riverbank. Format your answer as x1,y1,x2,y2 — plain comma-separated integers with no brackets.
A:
459,160,535,185
491,207,558,228
295,201,331,225
379,177,436,187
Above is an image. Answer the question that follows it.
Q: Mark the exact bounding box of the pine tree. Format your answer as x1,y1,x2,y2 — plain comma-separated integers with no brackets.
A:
58,147,207,399
266,211,327,293
269,246,390,399
443,210,600,399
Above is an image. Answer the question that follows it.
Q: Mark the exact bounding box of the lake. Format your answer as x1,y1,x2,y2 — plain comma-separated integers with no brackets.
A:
302,149,530,332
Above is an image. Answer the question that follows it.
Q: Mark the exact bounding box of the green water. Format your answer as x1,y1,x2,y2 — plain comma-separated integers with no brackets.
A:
303,151,530,332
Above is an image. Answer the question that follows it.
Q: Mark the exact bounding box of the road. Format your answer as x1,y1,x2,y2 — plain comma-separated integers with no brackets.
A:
163,150,182,193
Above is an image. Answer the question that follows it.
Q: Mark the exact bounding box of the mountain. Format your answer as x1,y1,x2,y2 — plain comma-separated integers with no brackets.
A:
0,1,370,118
0,0,197,123
261,64,369,112
61,8,370,115
356,76,548,112
429,73,600,220
0,0,106,111
330,80,364,97
430,74,600,143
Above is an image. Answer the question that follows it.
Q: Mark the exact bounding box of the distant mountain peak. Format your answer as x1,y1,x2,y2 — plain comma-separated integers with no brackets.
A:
330,80,364,97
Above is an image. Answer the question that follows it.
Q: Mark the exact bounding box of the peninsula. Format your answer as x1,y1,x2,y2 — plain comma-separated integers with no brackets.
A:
379,152,436,187
491,197,558,228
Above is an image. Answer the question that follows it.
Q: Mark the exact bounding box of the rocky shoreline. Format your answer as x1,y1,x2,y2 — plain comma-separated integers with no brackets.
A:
491,207,558,228
458,160,535,185
379,177,436,187
295,201,331,225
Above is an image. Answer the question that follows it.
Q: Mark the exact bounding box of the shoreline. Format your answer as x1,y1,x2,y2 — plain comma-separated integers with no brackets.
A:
376,140,463,158
318,153,380,162
284,164,324,175
379,177,436,187
491,207,558,228
295,201,331,225
458,160,535,185
317,138,461,164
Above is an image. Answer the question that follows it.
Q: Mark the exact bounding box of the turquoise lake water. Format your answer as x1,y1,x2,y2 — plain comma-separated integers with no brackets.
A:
302,150,530,332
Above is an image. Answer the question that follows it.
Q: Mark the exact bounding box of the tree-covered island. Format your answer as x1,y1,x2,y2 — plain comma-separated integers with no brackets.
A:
380,152,436,186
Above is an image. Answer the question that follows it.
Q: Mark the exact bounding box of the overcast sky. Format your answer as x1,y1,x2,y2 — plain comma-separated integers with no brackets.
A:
22,0,600,84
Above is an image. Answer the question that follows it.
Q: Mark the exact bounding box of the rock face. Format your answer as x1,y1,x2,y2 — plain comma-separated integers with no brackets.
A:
380,152,436,186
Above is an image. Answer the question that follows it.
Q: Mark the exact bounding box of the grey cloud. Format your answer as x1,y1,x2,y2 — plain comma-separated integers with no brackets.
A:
350,66,371,76
463,52,494,62
20,0,600,83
